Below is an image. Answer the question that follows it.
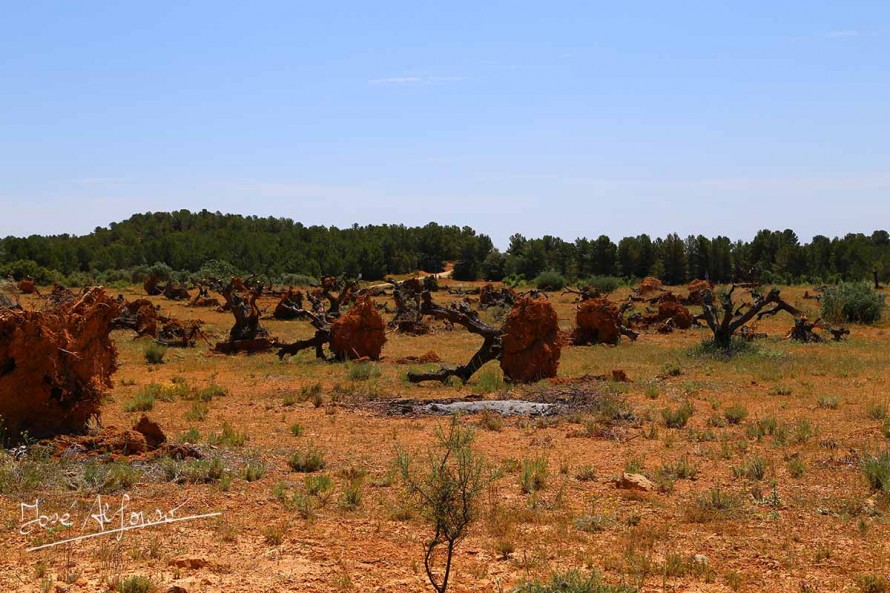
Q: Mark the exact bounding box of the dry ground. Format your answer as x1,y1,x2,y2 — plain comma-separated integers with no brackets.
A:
1,283,889,593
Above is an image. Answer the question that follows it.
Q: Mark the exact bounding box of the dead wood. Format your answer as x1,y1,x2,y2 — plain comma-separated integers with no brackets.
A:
407,293,560,384
699,286,800,349
214,278,277,354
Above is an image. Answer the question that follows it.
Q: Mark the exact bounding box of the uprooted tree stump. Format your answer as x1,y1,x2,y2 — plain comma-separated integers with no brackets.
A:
277,294,386,360
112,299,205,347
385,278,430,334
685,279,714,305
563,286,601,302
785,317,849,343
273,288,305,320
307,276,359,319
499,296,562,382
163,281,191,301
641,293,693,332
157,319,206,347
0,287,118,441
214,279,278,354
572,297,638,345
143,275,163,296
407,294,561,384
188,283,221,308
479,283,516,309
636,276,664,297
112,298,160,337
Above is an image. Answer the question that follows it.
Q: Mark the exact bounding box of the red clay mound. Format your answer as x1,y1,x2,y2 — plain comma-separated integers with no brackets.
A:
0,287,118,441
112,298,160,337
638,277,663,296
686,279,714,305
18,278,37,294
500,296,561,383
329,295,387,360
643,299,693,329
573,297,621,345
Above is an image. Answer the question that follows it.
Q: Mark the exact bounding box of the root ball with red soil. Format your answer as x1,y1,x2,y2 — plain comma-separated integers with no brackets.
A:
500,296,561,383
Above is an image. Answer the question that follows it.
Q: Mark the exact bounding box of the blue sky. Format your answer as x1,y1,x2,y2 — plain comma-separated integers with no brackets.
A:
1,1,888,248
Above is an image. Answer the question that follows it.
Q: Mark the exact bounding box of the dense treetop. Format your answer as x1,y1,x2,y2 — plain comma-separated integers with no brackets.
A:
1,210,887,286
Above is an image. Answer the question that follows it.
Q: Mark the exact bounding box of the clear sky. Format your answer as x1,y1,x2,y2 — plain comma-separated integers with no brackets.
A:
2,1,888,248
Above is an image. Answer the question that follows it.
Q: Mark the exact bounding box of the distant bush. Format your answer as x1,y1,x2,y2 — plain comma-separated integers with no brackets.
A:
821,282,885,324
579,275,623,294
534,270,566,291
0,259,56,284
279,273,317,286
503,273,526,288
193,259,239,281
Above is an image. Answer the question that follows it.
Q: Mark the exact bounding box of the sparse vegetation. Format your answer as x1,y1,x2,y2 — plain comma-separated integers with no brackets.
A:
288,448,327,473
520,457,549,494
662,401,694,429
143,342,167,365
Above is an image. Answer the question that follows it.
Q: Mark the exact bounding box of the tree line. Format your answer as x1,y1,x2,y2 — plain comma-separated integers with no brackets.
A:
0,210,887,286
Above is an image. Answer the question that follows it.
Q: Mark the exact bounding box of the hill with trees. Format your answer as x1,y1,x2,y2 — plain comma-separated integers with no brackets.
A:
1,210,887,286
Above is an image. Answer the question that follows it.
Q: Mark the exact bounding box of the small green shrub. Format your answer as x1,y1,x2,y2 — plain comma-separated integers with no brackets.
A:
516,568,635,593
477,410,503,432
194,382,228,401
534,270,566,291
176,427,201,444
161,457,225,484
82,461,141,493
662,401,694,429
867,403,888,421
856,574,889,593
340,477,364,510
724,404,748,425
472,367,505,394
787,457,806,478
115,575,156,593
184,401,209,421
733,456,767,481
817,395,840,410
347,362,380,381
305,474,333,497
207,422,247,447
684,484,742,522
243,460,266,482
520,457,549,494
290,422,304,437
575,465,597,482
143,342,167,365
288,448,326,472
124,389,155,413
862,451,890,493
658,456,699,481
821,282,885,325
